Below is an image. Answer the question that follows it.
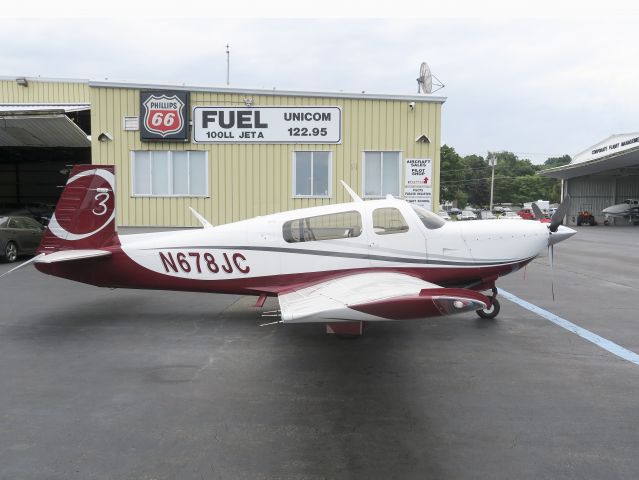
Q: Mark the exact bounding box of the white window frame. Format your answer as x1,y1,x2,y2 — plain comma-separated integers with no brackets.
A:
130,150,209,198
361,151,402,199
292,151,333,199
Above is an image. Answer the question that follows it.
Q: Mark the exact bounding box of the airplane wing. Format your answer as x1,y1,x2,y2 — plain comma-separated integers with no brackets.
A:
276,272,489,323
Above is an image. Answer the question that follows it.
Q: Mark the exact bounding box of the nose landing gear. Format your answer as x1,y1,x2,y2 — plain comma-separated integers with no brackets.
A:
476,286,500,319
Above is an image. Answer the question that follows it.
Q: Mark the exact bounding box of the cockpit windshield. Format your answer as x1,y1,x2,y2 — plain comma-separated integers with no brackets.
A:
410,205,445,229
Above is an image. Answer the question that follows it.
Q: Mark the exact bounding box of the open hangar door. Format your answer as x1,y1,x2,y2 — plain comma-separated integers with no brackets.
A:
564,168,639,225
0,105,91,223
540,134,639,226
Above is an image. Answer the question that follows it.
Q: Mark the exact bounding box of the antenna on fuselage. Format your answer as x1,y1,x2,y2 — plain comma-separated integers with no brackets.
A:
340,180,363,203
189,207,214,228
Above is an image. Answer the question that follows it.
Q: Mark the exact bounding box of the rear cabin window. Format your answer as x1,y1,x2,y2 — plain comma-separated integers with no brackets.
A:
283,211,362,243
372,207,409,235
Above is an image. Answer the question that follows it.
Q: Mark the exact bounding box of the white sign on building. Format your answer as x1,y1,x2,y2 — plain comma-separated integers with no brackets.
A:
572,132,639,165
404,158,432,210
192,106,341,144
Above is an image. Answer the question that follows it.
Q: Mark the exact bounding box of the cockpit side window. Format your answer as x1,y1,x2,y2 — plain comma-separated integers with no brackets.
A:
283,211,362,243
372,207,409,235
410,204,445,229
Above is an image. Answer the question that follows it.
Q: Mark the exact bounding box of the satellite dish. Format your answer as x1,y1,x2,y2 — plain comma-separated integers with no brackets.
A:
417,62,444,94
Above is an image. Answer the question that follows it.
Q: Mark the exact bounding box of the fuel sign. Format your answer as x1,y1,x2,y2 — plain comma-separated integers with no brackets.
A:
192,106,341,144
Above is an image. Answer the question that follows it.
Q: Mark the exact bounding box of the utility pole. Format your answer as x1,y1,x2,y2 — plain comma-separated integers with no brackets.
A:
226,44,230,85
489,153,497,211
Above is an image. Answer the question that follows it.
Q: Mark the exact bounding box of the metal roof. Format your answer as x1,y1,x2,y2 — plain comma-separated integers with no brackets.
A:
0,114,90,147
0,104,91,114
1,75,446,103
540,144,639,179
88,80,447,103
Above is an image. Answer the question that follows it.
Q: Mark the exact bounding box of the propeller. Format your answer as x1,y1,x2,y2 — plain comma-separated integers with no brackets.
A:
549,237,556,301
531,202,545,222
549,195,571,232
545,195,572,301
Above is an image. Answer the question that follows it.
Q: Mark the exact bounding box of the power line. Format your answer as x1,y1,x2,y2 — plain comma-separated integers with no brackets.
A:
440,175,552,185
440,165,491,174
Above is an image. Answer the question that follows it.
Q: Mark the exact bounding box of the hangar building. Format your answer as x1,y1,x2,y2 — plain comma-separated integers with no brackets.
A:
540,132,639,226
0,76,444,228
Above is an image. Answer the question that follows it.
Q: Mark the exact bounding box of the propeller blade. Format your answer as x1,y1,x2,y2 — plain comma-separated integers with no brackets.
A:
549,244,555,301
550,195,571,232
531,202,545,221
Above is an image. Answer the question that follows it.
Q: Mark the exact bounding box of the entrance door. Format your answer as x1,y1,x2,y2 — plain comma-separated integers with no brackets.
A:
367,206,427,268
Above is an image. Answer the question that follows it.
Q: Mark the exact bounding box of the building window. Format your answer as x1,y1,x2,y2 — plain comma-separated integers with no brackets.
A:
293,151,331,197
132,151,208,197
363,151,401,197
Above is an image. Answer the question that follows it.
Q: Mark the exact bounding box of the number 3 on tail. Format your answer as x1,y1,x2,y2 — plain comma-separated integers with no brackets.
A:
93,192,110,216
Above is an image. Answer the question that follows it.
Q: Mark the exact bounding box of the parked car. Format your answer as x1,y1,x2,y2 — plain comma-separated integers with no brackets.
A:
0,204,54,226
0,216,45,263
437,211,451,221
480,210,497,220
517,207,551,223
448,208,462,217
517,207,535,220
499,211,523,220
459,210,477,220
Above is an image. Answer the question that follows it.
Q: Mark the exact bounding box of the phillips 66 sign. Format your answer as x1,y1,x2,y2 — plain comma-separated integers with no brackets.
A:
140,91,189,141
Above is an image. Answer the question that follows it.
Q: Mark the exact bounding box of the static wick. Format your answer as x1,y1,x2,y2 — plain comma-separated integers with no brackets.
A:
260,320,283,327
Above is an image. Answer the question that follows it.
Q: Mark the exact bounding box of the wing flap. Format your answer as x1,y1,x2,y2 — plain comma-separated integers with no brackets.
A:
35,249,112,264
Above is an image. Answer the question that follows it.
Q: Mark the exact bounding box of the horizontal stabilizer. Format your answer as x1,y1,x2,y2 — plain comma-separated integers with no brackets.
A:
35,249,112,264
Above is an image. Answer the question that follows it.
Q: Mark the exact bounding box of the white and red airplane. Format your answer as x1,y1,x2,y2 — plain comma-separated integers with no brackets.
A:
25,165,575,336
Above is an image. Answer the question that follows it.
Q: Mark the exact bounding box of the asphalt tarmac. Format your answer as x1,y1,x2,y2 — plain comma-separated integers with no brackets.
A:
1,225,638,480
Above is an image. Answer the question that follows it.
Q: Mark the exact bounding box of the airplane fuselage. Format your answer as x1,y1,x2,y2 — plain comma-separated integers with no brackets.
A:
36,198,551,296
602,199,639,221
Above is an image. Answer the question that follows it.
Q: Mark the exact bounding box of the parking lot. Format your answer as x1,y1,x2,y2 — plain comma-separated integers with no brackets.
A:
1,225,639,479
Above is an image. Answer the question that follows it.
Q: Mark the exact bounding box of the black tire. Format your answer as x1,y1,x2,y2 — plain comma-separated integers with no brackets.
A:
4,241,18,263
477,297,500,319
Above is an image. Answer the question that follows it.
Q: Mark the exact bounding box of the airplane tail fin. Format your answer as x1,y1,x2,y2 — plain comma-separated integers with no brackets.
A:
37,165,119,254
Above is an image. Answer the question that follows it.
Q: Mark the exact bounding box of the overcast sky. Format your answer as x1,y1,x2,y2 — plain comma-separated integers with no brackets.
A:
2,9,638,163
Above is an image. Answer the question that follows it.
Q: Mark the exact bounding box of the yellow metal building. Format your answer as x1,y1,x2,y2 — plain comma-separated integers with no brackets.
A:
0,76,445,228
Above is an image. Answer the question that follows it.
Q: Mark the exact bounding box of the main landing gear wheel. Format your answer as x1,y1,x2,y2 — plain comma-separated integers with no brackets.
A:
476,297,500,319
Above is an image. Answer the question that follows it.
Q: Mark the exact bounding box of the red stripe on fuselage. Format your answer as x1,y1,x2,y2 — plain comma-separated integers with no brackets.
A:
34,246,533,295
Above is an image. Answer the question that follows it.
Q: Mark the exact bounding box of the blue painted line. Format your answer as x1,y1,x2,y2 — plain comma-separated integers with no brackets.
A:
500,289,639,366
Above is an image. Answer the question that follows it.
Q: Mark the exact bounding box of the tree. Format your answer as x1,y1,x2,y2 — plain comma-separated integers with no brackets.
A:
440,144,470,207
463,154,490,206
440,147,571,207
543,155,571,169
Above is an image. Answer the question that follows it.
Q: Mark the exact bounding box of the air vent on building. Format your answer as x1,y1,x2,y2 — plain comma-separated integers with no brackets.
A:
415,134,431,143
123,116,139,131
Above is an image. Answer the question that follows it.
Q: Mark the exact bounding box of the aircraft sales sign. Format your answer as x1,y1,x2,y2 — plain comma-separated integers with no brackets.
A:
192,106,341,144
404,158,433,210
